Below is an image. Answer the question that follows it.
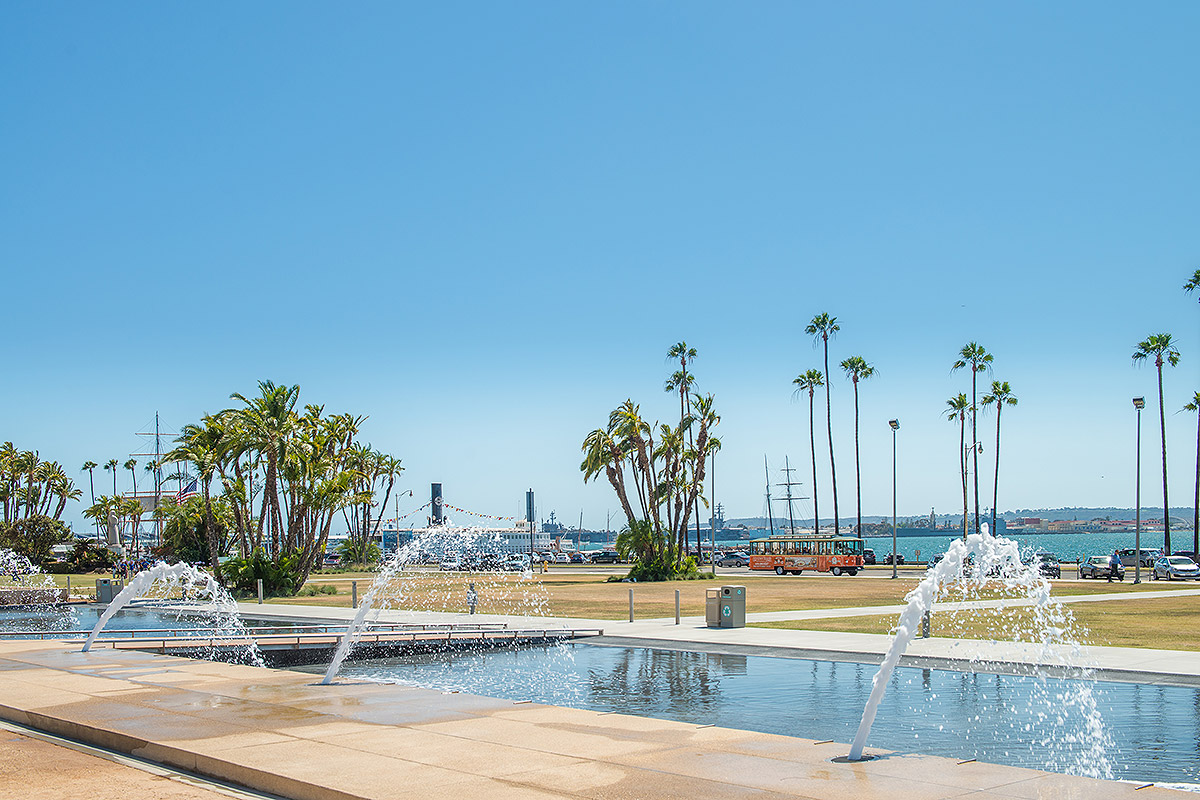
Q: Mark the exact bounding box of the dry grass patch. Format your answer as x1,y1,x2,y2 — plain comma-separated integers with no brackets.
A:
751,595,1200,651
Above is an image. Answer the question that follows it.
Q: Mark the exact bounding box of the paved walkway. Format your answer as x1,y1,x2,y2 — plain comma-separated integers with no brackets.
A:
0,639,1190,799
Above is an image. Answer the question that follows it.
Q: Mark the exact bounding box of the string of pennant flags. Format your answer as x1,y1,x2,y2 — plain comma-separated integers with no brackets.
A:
439,502,520,522
386,500,520,525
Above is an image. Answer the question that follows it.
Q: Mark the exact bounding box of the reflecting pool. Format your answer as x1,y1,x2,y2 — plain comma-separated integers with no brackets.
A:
324,643,1200,788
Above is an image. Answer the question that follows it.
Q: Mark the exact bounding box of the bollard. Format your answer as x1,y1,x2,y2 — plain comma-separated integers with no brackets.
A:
257,578,264,604
467,582,478,614
628,588,634,622
352,581,358,609
66,576,71,598
675,589,680,625
921,609,931,638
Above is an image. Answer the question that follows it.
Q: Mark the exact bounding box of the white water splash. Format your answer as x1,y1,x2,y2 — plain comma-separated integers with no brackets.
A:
848,524,1112,779
81,561,262,666
321,526,554,685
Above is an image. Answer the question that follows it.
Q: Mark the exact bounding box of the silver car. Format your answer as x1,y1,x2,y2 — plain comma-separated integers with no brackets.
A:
1152,556,1200,581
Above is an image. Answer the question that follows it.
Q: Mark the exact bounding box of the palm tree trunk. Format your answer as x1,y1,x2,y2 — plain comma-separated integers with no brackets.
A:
809,392,819,533
1157,362,1170,554
823,337,839,535
853,378,861,538
991,406,1002,534
972,370,980,535
960,414,968,541
1193,411,1199,557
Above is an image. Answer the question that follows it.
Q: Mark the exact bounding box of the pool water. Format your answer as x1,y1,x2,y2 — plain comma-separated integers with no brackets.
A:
326,643,1200,788
0,605,299,637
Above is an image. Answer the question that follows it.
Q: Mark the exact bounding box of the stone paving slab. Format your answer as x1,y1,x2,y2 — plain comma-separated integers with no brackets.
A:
0,639,1192,800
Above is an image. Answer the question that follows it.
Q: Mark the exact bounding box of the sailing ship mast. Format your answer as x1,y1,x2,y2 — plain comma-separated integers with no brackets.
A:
764,455,775,536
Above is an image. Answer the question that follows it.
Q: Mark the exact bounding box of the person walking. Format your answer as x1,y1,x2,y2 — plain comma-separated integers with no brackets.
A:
1108,549,1121,583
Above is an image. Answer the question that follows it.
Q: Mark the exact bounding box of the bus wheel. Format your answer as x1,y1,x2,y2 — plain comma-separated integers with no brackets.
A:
775,566,785,575
847,569,858,576
794,569,803,576
831,567,842,576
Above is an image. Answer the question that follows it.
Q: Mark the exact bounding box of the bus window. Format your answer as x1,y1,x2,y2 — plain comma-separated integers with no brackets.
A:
751,541,763,555
819,541,830,555
771,540,782,555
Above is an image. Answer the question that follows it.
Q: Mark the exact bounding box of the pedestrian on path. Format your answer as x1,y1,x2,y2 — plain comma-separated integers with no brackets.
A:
1108,550,1121,582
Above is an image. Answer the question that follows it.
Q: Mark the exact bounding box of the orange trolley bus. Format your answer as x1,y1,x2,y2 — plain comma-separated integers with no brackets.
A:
748,535,865,576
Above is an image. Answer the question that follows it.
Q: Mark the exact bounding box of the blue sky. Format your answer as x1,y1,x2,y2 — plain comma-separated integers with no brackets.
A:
2,3,1196,533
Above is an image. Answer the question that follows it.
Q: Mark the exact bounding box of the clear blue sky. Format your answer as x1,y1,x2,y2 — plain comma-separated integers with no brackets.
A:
2,2,1196,533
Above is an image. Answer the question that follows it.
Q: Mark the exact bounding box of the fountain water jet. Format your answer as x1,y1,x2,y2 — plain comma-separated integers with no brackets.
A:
846,524,1111,778
322,525,553,685
82,561,262,666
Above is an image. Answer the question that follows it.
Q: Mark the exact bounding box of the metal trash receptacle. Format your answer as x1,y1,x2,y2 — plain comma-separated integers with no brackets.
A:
95,579,123,604
719,585,746,628
705,588,722,627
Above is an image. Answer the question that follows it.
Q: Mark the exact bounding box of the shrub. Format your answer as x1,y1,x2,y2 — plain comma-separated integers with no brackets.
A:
217,550,302,597
296,584,337,596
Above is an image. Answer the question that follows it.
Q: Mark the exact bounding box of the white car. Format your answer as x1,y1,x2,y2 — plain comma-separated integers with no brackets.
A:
1151,556,1200,581
553,553,570,564
439,557,461,571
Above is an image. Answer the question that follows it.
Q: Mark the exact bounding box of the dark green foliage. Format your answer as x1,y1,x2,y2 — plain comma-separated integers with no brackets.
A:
64,539,116,572
336,537,381,566
0,515,72,564
624,555,709,582
155,495,231,565
218,549,301,597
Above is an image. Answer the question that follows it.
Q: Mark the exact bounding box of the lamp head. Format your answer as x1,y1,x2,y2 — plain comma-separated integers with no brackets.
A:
1132,397,1145,410
888,419,900,431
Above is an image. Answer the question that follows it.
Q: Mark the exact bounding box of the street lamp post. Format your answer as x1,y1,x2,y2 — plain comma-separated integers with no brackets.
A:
889,419,900,579
1133,397,1145,584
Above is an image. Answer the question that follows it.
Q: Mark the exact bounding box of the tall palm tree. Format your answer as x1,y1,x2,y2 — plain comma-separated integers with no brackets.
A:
1183,391,1200,558
229,380,300,557
839,356,875,538
666,342,701,555
952,343,993,535
805,313,840,534
124,458,138,498
1133,333,1181,553
82,461,98,541
103,458,119,498
981,381,1018,534
945,394,970,540
793,370,824,534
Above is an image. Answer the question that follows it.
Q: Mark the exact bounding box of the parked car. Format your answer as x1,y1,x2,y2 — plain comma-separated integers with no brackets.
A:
439,556,462,571
590,550,621,564
504,554,531,572
1079,555,1124,580
884,553,905,565
1022,551,1061,579
927,554,945,570
552,552,570,564
1119,548,1162,568
1171,551,1200,565
568,552,585,564
862,548,876,566
715,552,749,568
1152,556,1200,581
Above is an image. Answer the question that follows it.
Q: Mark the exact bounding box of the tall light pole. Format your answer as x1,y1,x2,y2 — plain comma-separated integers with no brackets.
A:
1134,397,1145,584
889,419,900,579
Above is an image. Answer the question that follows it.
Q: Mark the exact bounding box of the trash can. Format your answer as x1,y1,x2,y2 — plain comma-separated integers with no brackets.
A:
95,579,123,604
719,585,746,628
705,588,722,627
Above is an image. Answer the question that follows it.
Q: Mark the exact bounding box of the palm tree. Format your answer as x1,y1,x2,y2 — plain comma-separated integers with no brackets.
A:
666,342,701,555
1133,333,1181,553
103,459,119,498
805,313,840,534
81,461,98,541
1185,268,1200,299
124,459,138,499
229,380,300,557
952,343,993,535
793,370,824,534
945,394,970,540
981,381,1017,534
839,356,875,538
1183,391,1200,557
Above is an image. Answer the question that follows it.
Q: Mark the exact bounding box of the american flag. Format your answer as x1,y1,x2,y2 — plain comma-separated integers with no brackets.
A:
176,479,199,503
